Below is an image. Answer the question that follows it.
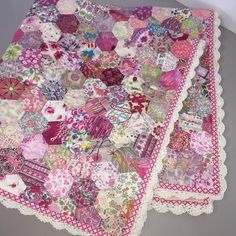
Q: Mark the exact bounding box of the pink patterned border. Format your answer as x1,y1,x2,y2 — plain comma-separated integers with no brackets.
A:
154,196,210,207
157,11,221,196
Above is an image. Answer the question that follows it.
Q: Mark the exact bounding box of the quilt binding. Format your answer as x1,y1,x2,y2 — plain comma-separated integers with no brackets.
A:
151,197,213,216
0,5,206,236
152,11,227,215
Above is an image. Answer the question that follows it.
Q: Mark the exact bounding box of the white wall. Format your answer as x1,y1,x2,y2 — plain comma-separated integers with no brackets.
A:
177,0,236,34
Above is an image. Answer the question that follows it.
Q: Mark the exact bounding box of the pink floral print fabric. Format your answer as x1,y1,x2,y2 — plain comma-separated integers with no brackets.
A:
44,169,73,197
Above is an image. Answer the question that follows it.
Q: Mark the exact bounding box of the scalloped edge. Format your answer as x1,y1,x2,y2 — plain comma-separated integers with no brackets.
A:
151,11,227,215
152,198,214,216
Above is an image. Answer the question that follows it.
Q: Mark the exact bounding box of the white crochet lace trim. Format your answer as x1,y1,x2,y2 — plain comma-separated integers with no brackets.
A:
152,197,214,216
151,12,227,215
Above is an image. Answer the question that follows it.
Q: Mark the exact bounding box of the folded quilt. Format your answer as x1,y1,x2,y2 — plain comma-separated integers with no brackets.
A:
151,8,226,216
0,0,226,236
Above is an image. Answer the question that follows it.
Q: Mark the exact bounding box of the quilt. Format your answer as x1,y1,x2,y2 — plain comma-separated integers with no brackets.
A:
0,0,226,235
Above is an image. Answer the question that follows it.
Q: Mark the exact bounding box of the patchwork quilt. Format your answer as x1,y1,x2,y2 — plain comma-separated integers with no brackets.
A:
0,0,226,235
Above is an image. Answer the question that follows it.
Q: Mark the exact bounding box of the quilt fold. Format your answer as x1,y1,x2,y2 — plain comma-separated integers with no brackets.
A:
151,10,226,216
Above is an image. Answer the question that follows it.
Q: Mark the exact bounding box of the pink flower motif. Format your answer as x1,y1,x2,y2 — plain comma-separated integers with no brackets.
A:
190,131,213,155
75,206,102,228
69,178,99,207
91,161,119,189
104,85,128,104
42,101,68,122
46,106,55,114
21,16,41,32
118,58,138,76
168,128,190,152
66,108,90,131
68,154,95,178
19,48,43,69
20,134,48,161
132,6,152,20
58,51,82,71
22,185,52,208
21,87,46,112
97,51,120,69
44,169,74,198
159,69,182,90
171,40,193,59
87,90,93,96
0,149,24,176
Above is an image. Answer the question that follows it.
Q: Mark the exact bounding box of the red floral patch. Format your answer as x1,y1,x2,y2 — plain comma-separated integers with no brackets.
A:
69,178,99,207
99,68,124,87
168,127,191,151
128,93,150,113
56,14,80,33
